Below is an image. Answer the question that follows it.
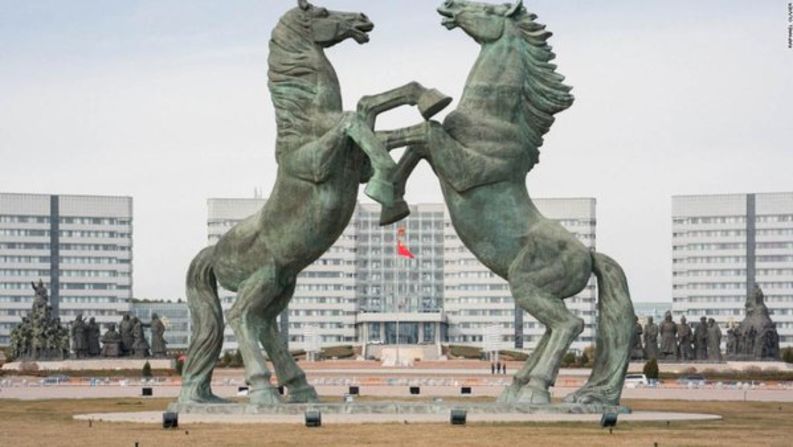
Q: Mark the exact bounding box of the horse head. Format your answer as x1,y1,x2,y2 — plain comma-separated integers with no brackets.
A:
296,0,374,47
437,0,525,43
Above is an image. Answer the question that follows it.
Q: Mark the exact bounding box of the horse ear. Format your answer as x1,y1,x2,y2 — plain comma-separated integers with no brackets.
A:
298,0,310,11
506,0,523,17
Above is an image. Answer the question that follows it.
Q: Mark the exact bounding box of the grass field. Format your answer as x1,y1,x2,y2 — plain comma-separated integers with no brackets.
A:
0,397,791,447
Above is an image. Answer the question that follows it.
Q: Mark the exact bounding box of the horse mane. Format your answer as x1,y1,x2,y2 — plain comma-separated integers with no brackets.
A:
268,8,324,147
511,11,575,160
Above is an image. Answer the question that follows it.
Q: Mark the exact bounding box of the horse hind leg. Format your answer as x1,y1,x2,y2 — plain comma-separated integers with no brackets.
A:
258,282,318,403
226,263,284,406
502,265,584,405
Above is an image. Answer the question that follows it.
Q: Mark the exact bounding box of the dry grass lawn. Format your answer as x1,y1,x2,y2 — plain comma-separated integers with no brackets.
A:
0,397,791,447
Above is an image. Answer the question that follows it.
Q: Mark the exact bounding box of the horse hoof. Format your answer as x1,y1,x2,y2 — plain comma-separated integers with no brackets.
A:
513,384,551,405
379,200,411,226
249,387,284,406
496,382,522,404
418,88,453,120
287,385,320,404
564,388,617,406
365,177,395,207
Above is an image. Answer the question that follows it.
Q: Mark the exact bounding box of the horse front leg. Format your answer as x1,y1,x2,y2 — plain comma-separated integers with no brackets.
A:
357,82,452,128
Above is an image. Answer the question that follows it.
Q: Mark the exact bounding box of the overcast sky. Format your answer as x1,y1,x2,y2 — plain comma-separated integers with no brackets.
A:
1,0,791,303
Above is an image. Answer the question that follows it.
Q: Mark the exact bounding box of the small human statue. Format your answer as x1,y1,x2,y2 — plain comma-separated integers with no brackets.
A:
706,318,722,361
659,311,677,361
131,316,150,358
693,316,708,361
119,313,134,357
149,313,168,358
31,279,49,317
725,327,738,356
676,316,693,361
87,317,101,357
630,316,644,360
643,317,659,360
71,314,88,359
58,322,70,360
101,323,122,357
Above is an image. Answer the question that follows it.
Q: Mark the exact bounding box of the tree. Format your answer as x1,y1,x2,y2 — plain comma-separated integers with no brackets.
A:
229,350,244,368
142,360,153,379
782,347,793,364
643,358,659,380
561,352,576,367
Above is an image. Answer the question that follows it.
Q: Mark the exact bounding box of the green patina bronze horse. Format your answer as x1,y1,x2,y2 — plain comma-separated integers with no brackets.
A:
179,0,451,405
375,0,636,406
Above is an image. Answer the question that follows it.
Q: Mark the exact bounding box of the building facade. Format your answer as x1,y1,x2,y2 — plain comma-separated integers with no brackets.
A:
207,197,597,354
0,193,133,346
672,193,793,347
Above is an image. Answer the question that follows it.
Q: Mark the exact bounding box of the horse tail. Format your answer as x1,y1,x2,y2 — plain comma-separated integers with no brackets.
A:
567,251,635,405
179,246,225,403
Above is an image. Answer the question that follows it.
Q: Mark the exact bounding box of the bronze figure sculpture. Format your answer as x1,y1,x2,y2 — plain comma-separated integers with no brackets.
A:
375,0,635,405
179,0,451,404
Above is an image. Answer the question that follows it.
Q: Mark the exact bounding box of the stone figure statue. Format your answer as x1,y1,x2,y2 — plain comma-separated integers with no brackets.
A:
150,313,168,357
677,316,694,361
119,313,134,356
101,323,122,357
71,315,88,359
58,322,70,359
693,316,708,361
86,317,101,357
630,316,644,360
659,311,677,360
8,282,70,361
726,326,737,356
179,0,453,405
728,285,781,360
131,317,150,358
643,317,659,360
31,279,49,316
706,318,722,361
179,0,636,409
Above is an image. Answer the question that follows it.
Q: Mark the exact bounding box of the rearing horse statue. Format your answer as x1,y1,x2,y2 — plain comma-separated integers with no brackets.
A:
179,0,451,405
374,0,636,406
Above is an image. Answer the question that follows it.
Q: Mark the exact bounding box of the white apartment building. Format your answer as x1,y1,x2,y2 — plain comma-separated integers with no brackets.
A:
444,198,598,352
672,193,793,347
208,197,596,354
0,193,133,346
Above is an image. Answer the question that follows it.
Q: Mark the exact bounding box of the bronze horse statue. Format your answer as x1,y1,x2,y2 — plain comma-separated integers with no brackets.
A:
374,0,636,406
178,0,451,404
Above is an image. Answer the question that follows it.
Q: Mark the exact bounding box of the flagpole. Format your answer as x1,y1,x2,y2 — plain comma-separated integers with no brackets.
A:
396,254,400,367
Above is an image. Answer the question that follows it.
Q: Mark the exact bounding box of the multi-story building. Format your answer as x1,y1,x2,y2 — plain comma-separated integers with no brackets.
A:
208,197,597,354
355,203,447,359
0,193,133,345
672,193,793,347
444,198,598,352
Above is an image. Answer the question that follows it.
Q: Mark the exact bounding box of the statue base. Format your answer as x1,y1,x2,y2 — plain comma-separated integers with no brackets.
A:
1,358,173,372
167,401,631,416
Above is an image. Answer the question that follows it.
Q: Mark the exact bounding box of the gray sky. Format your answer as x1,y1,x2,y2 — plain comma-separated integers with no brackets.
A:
1,0,791,302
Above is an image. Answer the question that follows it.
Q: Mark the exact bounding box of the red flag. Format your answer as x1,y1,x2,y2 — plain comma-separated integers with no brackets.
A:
397,240,415,259
396,227,415,259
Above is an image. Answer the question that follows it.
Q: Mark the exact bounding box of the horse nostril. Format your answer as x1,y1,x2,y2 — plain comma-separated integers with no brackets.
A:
360,13,368,21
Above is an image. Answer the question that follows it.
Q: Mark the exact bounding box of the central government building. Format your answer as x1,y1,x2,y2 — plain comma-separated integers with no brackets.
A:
208,197,598,357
